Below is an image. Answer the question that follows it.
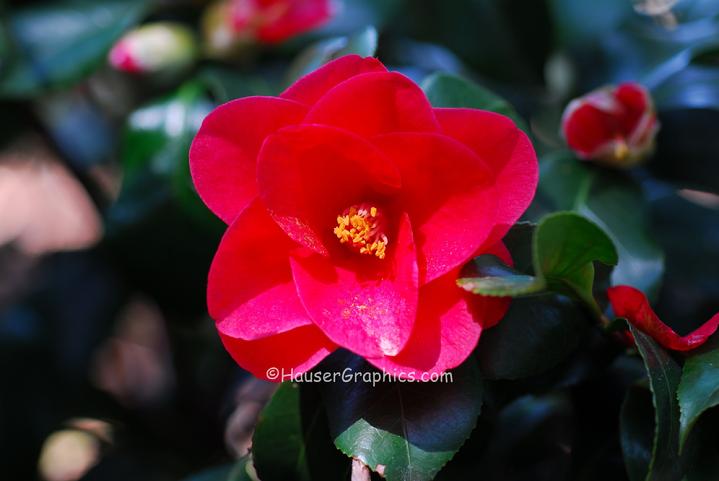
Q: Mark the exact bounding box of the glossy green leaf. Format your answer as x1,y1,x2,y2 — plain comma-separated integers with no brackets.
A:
109,81,217,229
285,26,378,85
478,393,574,479
537,151,664,299
322,352,482,481
459,213,616,314
533,212,618,313
476,293,589,380
620,386,655,481
677,335,719,450
0,0,150,97
421,72,527,130
628,325,684,481
457,255,543,297
252,382,347,481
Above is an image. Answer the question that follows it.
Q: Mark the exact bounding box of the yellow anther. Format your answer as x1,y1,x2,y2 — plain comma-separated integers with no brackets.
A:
333,203,388,259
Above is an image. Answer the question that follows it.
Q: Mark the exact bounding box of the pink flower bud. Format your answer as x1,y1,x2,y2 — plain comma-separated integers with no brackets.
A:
109,22,198,75
561,83,659,168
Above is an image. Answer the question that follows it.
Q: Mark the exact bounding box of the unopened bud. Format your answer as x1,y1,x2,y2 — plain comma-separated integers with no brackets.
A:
561,83,659,168
109,22,198,75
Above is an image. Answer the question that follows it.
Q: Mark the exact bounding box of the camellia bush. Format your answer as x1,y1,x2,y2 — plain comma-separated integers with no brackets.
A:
1,1,719,481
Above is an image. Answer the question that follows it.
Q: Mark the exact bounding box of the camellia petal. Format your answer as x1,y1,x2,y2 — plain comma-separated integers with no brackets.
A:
373,132,497,284
303,71,440,137
290,213,419,358
434,108,538,247
614,83,652,135
562,93,623,158
208,200,318,340
367,242,512,378
608,285,719,351
189,96,307,224
257,124,401,255
281,54,387,106
220,326,336,382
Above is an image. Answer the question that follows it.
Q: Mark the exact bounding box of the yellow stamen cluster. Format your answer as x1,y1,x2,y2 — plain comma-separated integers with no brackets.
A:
333,204,388,259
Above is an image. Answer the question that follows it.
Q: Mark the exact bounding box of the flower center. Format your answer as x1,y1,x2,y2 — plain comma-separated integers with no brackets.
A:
333,203,388,259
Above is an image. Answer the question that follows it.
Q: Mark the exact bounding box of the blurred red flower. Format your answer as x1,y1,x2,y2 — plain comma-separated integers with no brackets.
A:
561,83,659,167
230,0,335,43
190,55,538,380
608,285,719,351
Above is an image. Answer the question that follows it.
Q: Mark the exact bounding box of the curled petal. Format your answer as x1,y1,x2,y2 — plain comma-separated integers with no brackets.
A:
373,132,497,284
608,285,719,351
367,242,512,378
258,124,401,255
304,71,440,137
434,108,538,246
290,213,419,358
190,96,307,224
281,54,387,106
208,200,315,340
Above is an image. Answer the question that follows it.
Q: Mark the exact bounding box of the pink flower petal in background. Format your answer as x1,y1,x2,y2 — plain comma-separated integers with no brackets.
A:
0,139,102,255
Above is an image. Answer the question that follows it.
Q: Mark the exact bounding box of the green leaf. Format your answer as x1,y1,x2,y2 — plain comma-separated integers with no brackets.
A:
421,73,527,130
533,212,618,313
0,0,150,97
628,325,684,481
476,294,589,380
285,26,378,85
537,151,664,299
620,386,655,481
322,352,482,481
252,382,347,481
109,80,217,229
677,335,719,450
458,214,616,315
457,255,544,297
476,393,574,478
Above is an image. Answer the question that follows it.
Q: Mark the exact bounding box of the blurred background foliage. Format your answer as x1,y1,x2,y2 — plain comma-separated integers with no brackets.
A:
1,0,719,480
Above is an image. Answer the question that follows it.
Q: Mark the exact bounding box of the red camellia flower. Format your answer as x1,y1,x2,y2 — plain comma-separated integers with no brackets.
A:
608,285,719,351
190,55,538,380
561,83,659,168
